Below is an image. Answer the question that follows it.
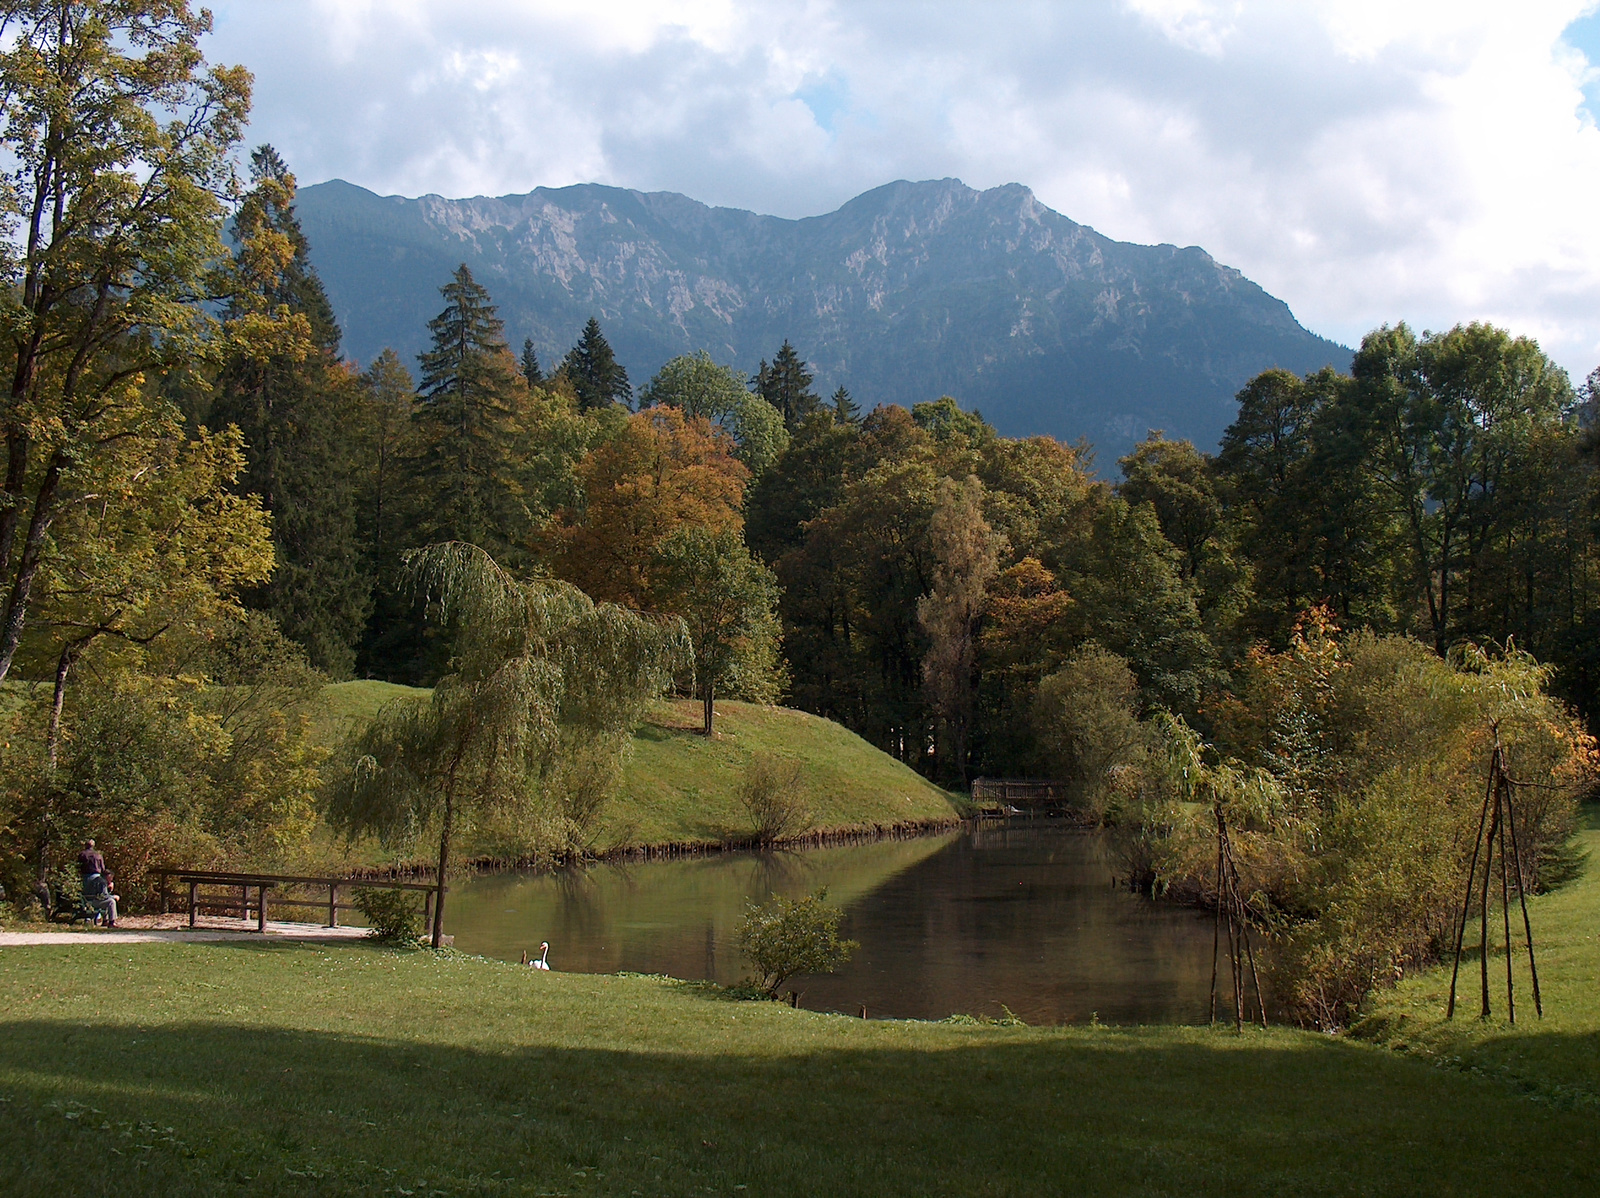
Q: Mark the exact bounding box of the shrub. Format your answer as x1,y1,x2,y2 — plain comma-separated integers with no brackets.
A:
736,888,858,998
737,752,811,844
1033,646,1150,821
353,887,423,943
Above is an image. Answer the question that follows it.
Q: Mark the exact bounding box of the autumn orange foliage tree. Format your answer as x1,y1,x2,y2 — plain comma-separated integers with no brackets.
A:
553,406,749,607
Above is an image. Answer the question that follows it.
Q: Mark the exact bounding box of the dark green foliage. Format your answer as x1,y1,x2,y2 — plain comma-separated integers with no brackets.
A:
754,341,821,429
1117,434,1219,581
831,385,860,425
744,413,859,563
411,265,533,563
736,889,858,997
520,338,543,388
562,317,631,411
211,146,371,676
1057,498,1219,718
353,888,422,943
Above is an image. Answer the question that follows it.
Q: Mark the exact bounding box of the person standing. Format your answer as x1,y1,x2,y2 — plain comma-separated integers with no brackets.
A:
77,840,106,880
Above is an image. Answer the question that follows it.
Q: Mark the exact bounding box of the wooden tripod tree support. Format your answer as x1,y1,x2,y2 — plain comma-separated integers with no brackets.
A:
1209,804,1268,1031
1446,734,1543,1023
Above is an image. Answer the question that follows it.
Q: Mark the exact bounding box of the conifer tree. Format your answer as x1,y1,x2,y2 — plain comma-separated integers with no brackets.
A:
211,145,371,675
412,266,531,563
831,385,861,425
754,341,821,429
562,317,632,410
521,338,543,388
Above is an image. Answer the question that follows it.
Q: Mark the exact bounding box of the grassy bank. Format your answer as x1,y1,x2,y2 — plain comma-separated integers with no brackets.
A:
1355,815,1600,1108
317,682,959,859
2,941,1597,1196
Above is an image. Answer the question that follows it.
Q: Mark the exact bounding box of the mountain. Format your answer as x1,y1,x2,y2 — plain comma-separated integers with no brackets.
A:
295,177,1349,458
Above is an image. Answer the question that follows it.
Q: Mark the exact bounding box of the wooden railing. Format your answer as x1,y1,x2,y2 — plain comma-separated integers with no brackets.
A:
152,868,444,933
970,778,1069,811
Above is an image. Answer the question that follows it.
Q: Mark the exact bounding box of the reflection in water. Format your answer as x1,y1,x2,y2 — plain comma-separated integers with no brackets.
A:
447,822,1234,1025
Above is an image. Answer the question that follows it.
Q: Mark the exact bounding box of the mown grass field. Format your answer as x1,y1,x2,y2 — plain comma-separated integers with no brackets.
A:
2,938,1597,1197
317,682,958,855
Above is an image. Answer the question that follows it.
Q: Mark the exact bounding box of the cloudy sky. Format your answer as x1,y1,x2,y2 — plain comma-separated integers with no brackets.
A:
206,1,1600,379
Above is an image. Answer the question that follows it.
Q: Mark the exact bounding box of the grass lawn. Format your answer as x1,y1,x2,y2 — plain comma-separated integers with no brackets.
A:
1356,817,1600,1109
316,683,958,857
2,941,1597,1197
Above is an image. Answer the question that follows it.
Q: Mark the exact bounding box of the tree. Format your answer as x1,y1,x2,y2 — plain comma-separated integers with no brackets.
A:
831,386,861,426
562,317,631,411
736,889,858,998
753,341,820,429
1033,646,1148,818
412,265,532,562
330,543,686,946
640,351,788,477
356,351,418,577
1117,433,1220,581
1348,322,1574,654
552,406,748,607
211,145,370,674
650,526,783,735
1059,497,1218,717
520,338,543,388
0,0,251,684
918,477,1005,783
29,426,273,764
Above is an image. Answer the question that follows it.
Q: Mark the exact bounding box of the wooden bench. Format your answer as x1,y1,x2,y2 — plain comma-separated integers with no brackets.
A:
152,868,443,932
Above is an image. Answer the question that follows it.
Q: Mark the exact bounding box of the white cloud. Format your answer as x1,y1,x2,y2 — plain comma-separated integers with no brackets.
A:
206,0,1600,378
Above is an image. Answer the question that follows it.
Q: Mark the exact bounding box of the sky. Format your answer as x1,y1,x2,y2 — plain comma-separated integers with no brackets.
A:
206,0,1600,380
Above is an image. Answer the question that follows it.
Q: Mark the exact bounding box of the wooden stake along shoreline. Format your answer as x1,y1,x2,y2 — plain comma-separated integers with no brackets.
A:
1446,732,1543,1023
1209,804,1267,1030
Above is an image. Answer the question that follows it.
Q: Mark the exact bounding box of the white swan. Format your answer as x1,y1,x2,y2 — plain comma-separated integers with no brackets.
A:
532,941,551,970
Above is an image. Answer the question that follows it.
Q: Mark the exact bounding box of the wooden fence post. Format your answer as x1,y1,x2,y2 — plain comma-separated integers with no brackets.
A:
188,880,197,927
257,884,268,933
328,883,338,929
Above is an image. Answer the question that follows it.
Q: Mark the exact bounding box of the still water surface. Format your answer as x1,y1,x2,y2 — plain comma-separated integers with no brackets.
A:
446,821,1226,1025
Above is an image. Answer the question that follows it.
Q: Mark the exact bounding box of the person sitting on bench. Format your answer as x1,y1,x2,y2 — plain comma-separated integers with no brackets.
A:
82,870,117,927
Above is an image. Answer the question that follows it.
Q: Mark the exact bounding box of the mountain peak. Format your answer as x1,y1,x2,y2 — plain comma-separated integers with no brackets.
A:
296,178,1347,454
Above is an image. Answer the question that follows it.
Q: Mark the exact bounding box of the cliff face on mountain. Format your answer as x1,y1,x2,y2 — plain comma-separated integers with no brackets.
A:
296,176,1348,456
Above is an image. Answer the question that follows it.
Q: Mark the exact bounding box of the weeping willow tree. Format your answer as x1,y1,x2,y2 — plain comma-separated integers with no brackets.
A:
328,543,687,946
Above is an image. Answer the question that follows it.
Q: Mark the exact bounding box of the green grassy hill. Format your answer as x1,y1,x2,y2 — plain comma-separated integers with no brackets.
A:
316,683,958,855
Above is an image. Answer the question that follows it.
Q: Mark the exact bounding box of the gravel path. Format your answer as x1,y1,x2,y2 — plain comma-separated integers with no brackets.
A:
0,919,374,946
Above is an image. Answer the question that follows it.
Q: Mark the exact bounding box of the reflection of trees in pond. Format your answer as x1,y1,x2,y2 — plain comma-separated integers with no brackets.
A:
747,849,819,897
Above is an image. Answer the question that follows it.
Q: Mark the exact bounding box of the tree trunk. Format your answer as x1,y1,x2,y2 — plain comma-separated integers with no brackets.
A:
46,638,86,769
0,453,65,684
432,785,454,949
702,682,715,737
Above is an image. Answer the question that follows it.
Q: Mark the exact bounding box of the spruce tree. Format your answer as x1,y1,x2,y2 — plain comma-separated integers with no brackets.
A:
755,340,821,429
831,385,861,425
412,265,531,563
562,316,631,410
521,337,543,388
211,145,371,675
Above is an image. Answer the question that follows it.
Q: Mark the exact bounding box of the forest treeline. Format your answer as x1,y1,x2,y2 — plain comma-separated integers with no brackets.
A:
2,2,1596,1026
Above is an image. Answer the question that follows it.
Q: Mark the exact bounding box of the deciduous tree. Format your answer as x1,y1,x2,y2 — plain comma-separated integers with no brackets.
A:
650,526,783,735
553,406,748,607
0,0,251,684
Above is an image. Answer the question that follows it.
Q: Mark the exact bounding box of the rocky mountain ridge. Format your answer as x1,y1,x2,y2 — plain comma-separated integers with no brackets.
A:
295,176,1348,456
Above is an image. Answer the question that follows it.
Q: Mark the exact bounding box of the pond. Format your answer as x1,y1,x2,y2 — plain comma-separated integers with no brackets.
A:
445,820,1235,1025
